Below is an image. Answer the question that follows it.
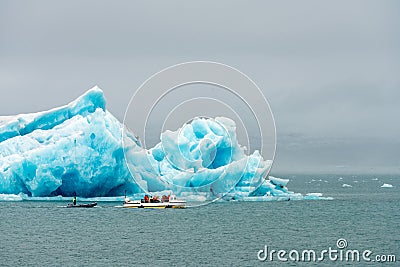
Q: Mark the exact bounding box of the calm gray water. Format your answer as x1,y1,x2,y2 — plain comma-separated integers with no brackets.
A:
0,174,399,266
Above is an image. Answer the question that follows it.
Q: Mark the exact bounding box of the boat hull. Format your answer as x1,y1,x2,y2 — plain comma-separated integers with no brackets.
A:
67,202,97,208
123,201,186,209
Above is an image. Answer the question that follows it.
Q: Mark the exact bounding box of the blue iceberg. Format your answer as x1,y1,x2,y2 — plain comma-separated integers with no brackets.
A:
0,87,139,197
0,87,329,201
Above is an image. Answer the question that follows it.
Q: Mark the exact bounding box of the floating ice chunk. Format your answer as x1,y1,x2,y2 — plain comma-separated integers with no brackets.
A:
381,183,393,188
342,184,352,188
0,193,23,201
269,176,289,187
306,193,323,197
305,195,333,200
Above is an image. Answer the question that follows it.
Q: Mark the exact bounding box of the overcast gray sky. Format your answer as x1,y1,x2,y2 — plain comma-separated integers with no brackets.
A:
0,0,399,174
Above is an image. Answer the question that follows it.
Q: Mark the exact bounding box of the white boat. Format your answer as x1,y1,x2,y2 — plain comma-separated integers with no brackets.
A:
123,194,186,209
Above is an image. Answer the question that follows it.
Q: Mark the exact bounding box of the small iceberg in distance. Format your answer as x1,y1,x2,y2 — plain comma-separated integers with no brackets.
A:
0,193,23,201
269,176,289,187
0,193,126,202
381,183,394,188
342,184,352,188
305,193,332,200
306,193,323,197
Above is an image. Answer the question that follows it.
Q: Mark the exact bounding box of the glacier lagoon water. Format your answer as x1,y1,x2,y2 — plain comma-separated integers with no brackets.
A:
0,88,398,265
0,174,398,266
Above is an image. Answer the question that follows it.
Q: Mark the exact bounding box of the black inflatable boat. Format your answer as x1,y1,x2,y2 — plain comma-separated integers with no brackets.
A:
67,202,97,208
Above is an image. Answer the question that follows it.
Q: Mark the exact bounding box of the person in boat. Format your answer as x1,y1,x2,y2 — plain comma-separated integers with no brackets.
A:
72,196,77,205
153,196,160,203
210,187,216,196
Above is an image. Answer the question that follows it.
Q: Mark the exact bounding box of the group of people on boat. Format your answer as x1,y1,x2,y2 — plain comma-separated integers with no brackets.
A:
141,194,171,203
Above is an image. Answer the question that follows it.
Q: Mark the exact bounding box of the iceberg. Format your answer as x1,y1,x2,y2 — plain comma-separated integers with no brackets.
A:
0,193,23,201
0,86,140,197
269,176,289,187
0,87,328,202
381,183,393,188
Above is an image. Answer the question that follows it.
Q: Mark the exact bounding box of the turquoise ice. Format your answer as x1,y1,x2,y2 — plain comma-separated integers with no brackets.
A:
0,87,326,201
